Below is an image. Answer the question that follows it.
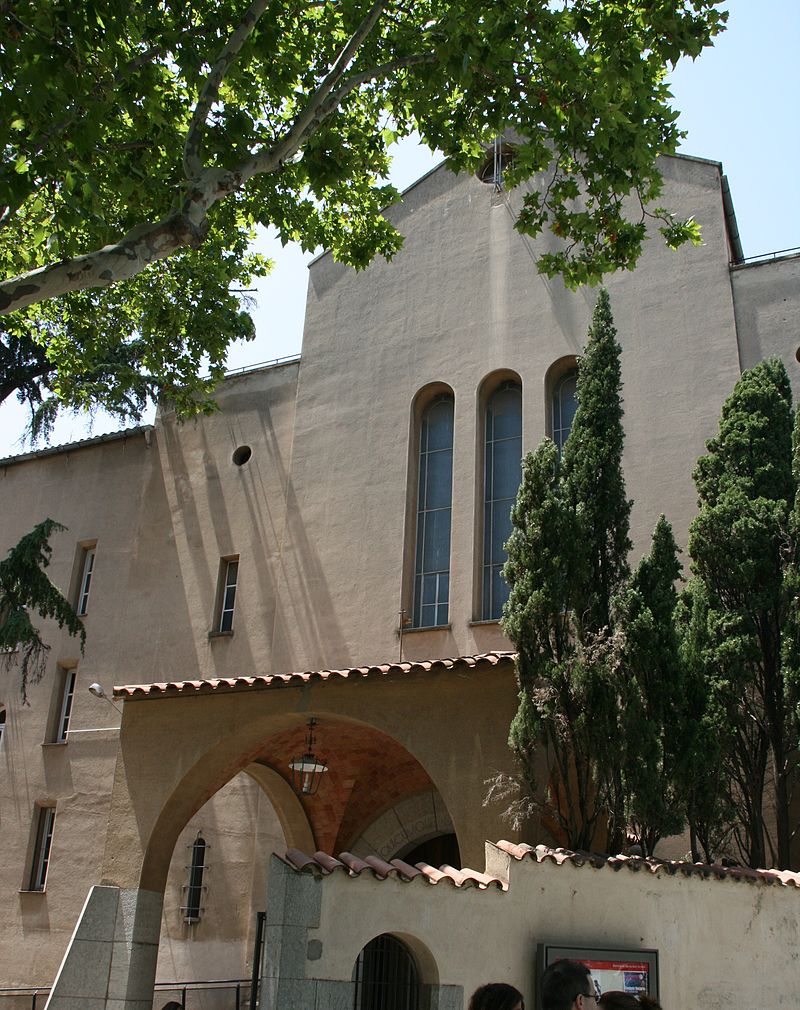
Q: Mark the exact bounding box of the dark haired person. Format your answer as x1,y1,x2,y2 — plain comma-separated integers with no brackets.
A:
598,992,662,1010
468,982,525,1010
540,959,599,1010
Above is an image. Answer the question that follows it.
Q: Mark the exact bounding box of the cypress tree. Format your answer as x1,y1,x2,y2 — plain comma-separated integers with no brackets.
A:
613,516,684,855
561,289,632,633
503,440,600,848
503,290,633,851
687,357,800,869
674,578,735,863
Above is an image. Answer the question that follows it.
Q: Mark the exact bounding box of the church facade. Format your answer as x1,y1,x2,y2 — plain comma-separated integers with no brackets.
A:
0,151,798,1004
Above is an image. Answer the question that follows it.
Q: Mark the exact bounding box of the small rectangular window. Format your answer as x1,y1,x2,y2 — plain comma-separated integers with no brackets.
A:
29,806,56,891
76,547,96,616
182,836,208,923
0,706,6,747
53,668,77,743
215,557,239,634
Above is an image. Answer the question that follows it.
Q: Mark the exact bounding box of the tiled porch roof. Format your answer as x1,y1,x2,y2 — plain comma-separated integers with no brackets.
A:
113,650,515,699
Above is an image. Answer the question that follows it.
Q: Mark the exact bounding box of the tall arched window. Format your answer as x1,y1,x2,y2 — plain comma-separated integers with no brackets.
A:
413,395,454,628
483,382,522,620
552,370,578,453
353,934,420,1010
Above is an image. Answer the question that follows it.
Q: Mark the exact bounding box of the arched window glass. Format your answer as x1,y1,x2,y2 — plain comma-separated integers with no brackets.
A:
552,370,578,453
413,396,454,628
483,383,522,620
183,836,207,923
353,934,420,1010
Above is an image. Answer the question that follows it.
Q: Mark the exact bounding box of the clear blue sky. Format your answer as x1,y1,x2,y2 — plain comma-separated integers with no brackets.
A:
1,0,797,456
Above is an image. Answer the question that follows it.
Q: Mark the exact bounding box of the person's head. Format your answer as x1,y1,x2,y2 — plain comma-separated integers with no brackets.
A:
468,982,525,1010
597,995,637,1010
540,959,598,1010
598,995,661,1010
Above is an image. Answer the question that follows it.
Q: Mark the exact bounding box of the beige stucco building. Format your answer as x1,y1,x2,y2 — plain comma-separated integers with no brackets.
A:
1,152,799,1008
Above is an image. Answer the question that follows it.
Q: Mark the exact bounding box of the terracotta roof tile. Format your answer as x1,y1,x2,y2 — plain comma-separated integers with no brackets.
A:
313,851,349,874
279,850,507,890
113,651,516,699
337,852,372,874
282,841,800,892
494,841,800,889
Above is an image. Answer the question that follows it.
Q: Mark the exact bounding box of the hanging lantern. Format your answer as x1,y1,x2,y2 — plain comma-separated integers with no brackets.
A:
289,718,328,796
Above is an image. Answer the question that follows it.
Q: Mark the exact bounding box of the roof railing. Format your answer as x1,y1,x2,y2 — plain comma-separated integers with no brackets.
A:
736,245,800,266
224,353,300,378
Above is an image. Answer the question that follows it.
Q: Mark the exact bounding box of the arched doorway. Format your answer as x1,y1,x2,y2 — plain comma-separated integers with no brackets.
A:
352,934,421,1010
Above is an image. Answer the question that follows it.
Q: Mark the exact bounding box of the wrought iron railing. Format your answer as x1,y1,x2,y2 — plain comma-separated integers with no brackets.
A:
0,978,254,1010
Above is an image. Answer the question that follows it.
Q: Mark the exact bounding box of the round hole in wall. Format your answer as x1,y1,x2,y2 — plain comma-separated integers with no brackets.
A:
795,346,800,364
476,143,516,184
232,445,252,466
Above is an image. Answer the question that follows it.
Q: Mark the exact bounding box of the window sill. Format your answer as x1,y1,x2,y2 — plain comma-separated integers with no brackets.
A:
468,619,502,627
41,741,68,748
18,888,46,894
397,623,452,636
208,630,234,640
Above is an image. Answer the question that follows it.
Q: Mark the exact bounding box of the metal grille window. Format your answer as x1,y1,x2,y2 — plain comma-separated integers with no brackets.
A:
483,382,522,620
29,806,56,891
217,559,239,633
413,396,454,628
0,706,5,747
552,370,578,453
352,934,420,1010
54,668,77,743
76,547,96,616
183,836,207,923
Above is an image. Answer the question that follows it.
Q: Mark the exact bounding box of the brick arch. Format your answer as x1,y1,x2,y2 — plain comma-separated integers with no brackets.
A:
254,720,438,854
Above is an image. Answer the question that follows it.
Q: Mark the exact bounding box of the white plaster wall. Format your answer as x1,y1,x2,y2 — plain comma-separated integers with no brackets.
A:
305,853,800,1010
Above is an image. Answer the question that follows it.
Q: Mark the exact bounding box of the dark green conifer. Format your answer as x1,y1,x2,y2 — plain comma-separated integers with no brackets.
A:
503,290,633,851
0,519,85,702
613,515,684,855
561,288,632,632
686,357,800,868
